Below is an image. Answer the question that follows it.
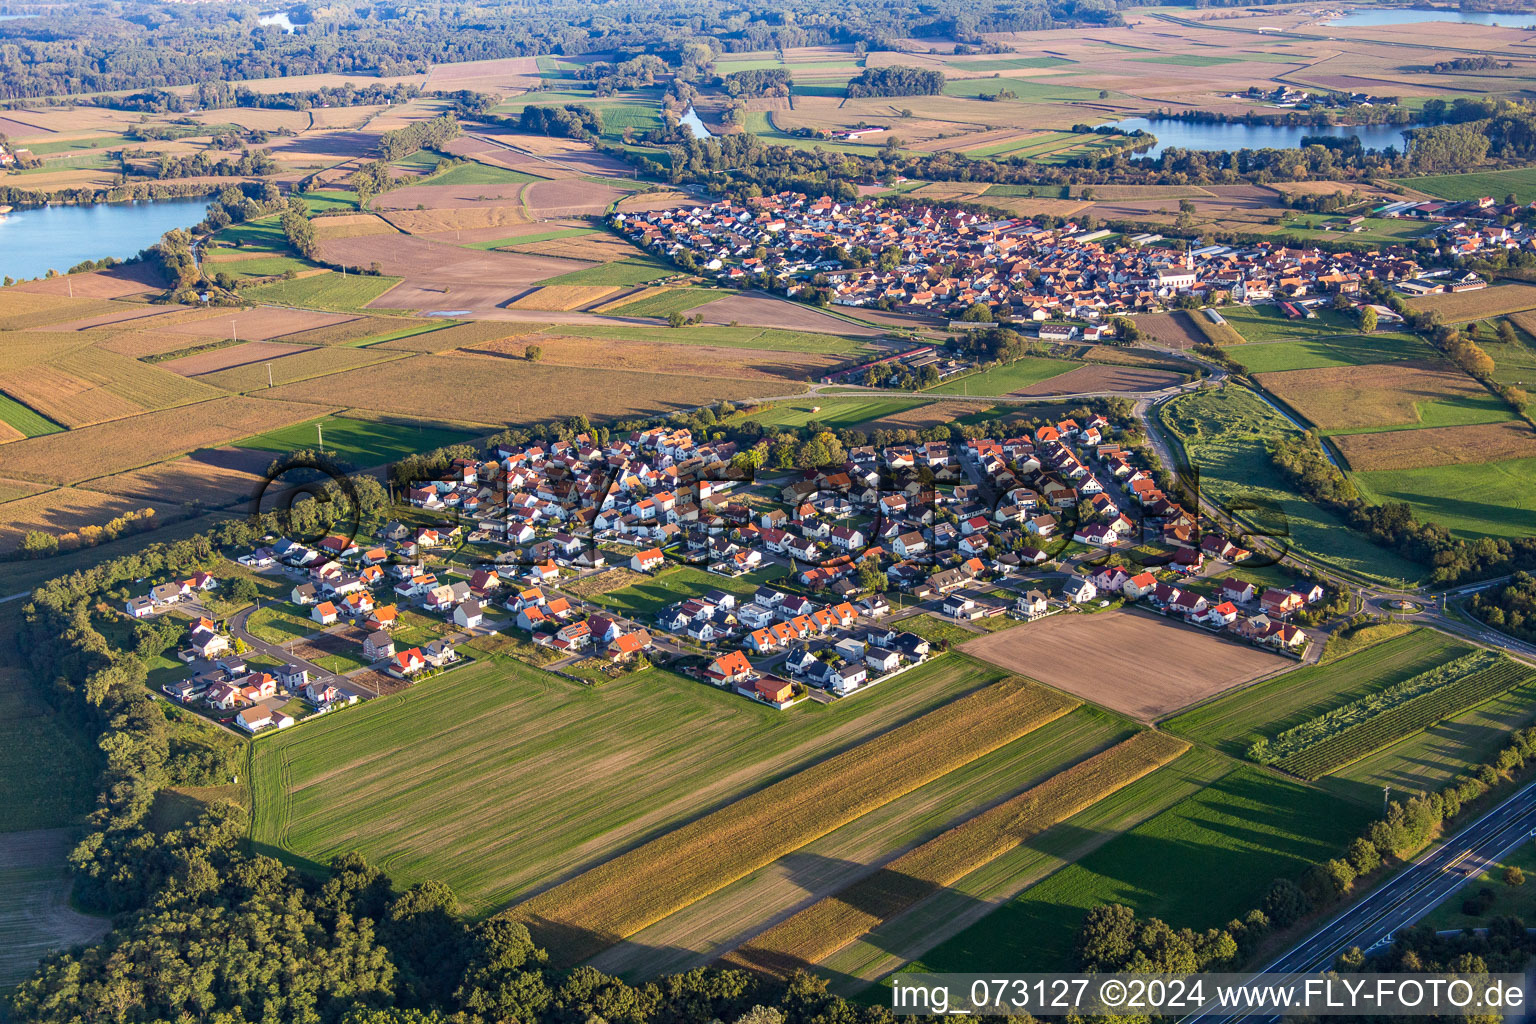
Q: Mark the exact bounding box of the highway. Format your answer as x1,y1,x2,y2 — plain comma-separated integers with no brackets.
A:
1182,778,1536,1023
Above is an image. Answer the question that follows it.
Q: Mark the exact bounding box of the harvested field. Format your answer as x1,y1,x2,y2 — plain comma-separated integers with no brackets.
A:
156,306,354,342
687,293,885,336
313,234,590,311
0,292,123,331
0,348,227,427
1404,284,1536,322
506,285,621,311
462,335,836,382
723,730,1189,976
0,397,335,485
310,213,402,239
1256,360,1509,433
159,341,313,376
1132,311,1206,350
964,611,1290,721
509,676,1079,965
0,487,153,552
374,181,527,212
8,263,165,299
198,346,408,392
377,205,530,235
498,233,641,263
615,191,702,212
28,303,173,333
0,828,111,987
79,446,272,507
271,316,439,347
424,55,540,92
263,354,789,426
1012,364,1183,396
1334,421,1536,472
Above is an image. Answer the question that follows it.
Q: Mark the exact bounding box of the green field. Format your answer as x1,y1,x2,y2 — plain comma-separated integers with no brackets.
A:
1164,629,1472,758
1223,304,1361,343
240,272,404,312
726,396,932,430
297,190,361,214
1276,215,1430,245
0,392,65,437
952,56,1076,71
234,414,480,466
0,670,97,833
208,255,315,280
1159,386,1425,585
1392,166,1536,205
1321,388,1516,437
468,228,599,251
244,606,322,646
248,654,1020,915
600,287,721,318
592,563,788,618
1352,457,1536,540
916,765,1372,970
1325,676,1536,805
1488,318,1536,387
941,77,1105,103
425,161,537,187
214,216,289,253
1133,53,1239,66
927,357,1085,395
537,257,675,287
1229,331,1435,374
1419,840,1536,931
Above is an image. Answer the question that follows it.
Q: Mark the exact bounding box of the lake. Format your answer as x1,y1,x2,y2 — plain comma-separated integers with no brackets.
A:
1110,116,1412,158
0,197,209,282
680,107,714,140
1324,7,1536,26
259,11,296,32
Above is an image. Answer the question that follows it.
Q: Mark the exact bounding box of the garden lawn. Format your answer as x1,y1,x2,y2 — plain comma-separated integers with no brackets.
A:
913,765,1372,971
1351,458,1536,540
234,415,480,466
247,654,1016,916
1158,386,1424,585
1228,332,1434,374
241,272,404,312
927,357,1084,395
1163,629,1472,758
592,563,789,618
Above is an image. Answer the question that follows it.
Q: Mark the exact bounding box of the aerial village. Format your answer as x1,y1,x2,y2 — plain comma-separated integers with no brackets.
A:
612,191,1531,321
137,413,1326,731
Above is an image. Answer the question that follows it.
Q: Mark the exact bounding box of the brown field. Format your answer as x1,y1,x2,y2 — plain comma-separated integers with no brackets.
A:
271,316,438,346
463,335,835,382
1404,284,1536,322
0,420,25,445
687,292,885,336
858,400,991,431
963,610,1290,721
0,477,47,502
0,348,227,427
314,234,589,311
615,191,703,213
198,347,407,392
157,306,354,342
262,354,799,426
374,181,527,212
1073,185,1215,200
723,730,1190,976
506,285,621,311
523,179,624,218
0,487,155,552
160,341,314,376
27,304,172,333
985,196,1095,219
508,676,1079,966
0,332,96,373
8,264,166,299
1256,360,1493,432
1333,420,1536,472
0,292,124,331
375,320,545,353
0,397,336,485
424,55,540,92
78,448,272,508
1014,364,1183,396
590,286,673,313
1133,311,1213,350
311,214,402,239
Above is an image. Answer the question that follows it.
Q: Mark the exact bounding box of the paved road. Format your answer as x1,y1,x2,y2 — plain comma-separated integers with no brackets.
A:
1182,778,1536,1024
225,603,378,700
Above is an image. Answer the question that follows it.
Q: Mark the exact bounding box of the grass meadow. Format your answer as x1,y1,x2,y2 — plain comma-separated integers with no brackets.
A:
538,258,676,288
1393,166,1536,204
242,272,405,312
1352,458,1536,539
1228,332,1434,374
725,397,932,431
592,563,789,617
926,357,1084,395
0,392,65,437
248,655,1025,917
913,765,1372,971
1222,304,1361,343
234,414,480,466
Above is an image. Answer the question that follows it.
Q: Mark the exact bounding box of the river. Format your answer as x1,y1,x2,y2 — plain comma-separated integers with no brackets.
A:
1109,116,1412,158
679,107,714,140
0,197,209,282
1324,7,1536,27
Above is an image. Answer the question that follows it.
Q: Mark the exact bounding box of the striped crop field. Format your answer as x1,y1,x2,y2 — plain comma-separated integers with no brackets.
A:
722,729,1189,975
507,676,1079,965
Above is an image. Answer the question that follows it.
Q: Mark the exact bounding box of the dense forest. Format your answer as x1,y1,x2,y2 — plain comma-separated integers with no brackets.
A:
0,0,1124,99
844,67,946,98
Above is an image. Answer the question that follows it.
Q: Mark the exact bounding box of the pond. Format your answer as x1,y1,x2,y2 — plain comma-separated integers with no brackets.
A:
1324,7,1536,27
679,107,714,140
259,11,296,32
0,197,209,282
1109,116,1413,158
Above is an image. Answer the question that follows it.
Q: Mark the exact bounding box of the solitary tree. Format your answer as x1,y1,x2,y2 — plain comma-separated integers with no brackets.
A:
524,344,543,362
